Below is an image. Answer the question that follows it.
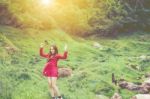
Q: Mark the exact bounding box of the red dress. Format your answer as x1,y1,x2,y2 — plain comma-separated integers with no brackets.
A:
39,48,68,77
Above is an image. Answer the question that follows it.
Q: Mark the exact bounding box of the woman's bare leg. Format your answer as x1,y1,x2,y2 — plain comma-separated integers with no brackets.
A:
47,77,55,97
51,77,61,96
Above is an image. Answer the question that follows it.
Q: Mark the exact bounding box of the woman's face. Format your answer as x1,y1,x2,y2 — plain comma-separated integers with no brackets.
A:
50,46,55,54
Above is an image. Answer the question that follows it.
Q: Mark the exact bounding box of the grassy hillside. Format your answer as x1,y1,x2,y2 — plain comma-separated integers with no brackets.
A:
0,26,150,99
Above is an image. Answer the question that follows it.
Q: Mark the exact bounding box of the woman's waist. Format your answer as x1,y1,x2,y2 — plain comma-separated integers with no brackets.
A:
46,61,57,65
45,62,58,67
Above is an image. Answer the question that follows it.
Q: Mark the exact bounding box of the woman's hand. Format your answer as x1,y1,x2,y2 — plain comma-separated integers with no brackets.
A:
40,43,45,48
64,44,68,51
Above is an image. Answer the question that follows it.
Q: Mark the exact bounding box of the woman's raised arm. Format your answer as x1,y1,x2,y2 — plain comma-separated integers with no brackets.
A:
39,43,49,58
57,51,68,59
57,44,68,59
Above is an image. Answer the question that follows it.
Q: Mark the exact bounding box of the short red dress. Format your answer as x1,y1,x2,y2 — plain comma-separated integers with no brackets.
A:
39,48,68,77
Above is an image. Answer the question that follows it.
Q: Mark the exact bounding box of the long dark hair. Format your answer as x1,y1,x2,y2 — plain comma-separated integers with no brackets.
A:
47,45,58,62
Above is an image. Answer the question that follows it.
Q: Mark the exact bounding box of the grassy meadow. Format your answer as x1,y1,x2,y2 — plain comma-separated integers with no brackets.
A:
0,25,150,99
0,0,150,99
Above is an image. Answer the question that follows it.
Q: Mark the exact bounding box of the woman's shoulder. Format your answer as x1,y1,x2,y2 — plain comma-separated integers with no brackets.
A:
55,53,62,58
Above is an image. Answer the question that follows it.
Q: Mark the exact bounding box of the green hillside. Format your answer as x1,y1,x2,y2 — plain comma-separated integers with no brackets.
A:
0,0,150,99
0,25,150,99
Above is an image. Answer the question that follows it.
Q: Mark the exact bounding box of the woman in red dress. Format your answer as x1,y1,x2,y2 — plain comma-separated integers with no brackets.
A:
39,43,68,99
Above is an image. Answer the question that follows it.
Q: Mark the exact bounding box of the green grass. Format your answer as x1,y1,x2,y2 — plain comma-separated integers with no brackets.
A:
0,26,150,99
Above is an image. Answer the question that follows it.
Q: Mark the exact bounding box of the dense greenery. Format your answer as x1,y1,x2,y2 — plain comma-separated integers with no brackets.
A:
0,0,150,36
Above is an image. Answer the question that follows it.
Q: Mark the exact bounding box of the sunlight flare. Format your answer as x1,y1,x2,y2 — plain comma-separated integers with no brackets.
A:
41,0,54,6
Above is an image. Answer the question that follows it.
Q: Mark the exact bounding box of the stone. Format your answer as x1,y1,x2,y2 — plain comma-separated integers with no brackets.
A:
93,42,102,49
131,94,150,99
118,80,150,94
58,67,72,78
111,93,122,99
5,46,18,54
96,94,109,99
145,73,150,78
144,78,150,84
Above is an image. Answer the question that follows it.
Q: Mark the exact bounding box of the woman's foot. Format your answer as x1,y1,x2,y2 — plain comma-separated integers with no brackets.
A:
51,97,56,99
57,96,63,99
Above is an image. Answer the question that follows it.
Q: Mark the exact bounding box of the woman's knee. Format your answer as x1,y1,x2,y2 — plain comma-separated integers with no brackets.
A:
48,78,52,88
48,83,53,88
51,82,57,88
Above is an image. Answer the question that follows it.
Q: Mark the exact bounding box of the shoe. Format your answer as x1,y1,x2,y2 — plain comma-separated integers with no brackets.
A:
57,96,63,99
51,97,56,99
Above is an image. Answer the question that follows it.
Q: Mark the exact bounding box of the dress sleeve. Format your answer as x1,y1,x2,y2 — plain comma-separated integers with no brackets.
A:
57,51,68,59
39,47,49,58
